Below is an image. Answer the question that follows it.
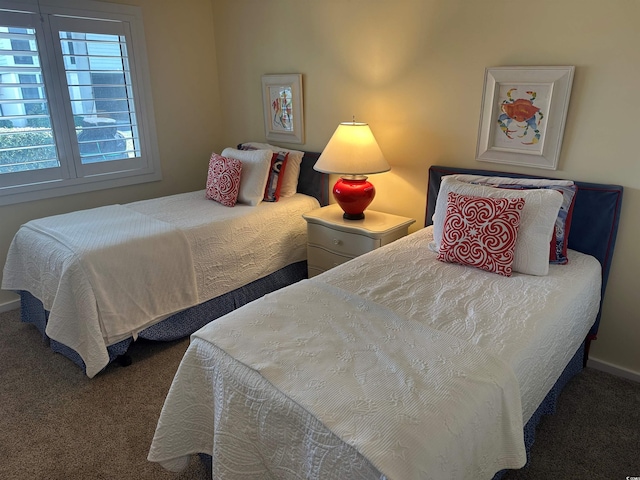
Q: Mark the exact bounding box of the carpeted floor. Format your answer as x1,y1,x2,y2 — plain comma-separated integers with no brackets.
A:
1,307,638,480
502,361,640,480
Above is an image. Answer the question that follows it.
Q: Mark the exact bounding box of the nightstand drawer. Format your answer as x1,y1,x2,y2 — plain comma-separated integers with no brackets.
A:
307,223,380,257
303,204,415,278
307,245,354,275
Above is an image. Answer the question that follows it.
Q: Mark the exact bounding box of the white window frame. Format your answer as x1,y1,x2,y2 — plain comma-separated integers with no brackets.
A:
0,0,161,206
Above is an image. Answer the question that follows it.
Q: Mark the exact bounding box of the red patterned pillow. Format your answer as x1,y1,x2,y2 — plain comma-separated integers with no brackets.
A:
263,152,288,202
205,153,242,207
437,192,525,277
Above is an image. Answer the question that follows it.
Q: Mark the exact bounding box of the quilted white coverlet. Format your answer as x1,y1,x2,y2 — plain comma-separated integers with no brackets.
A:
148,227,601,478
149,279,526,479
125,192,319,303
3,205,197,377
320,227,601,422
2,192,319,377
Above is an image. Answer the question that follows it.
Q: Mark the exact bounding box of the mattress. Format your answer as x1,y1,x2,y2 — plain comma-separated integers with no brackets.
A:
2,192,320,377
148,226,601,478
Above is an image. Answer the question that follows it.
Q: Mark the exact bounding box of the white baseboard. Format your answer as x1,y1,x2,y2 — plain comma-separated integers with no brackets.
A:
0,298,20,313
587,357,640,383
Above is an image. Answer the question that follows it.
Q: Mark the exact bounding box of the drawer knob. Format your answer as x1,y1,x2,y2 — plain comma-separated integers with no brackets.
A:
333,238,341,245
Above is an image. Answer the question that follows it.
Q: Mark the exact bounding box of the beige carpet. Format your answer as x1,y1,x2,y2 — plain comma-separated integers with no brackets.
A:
0,308,207,480
1,307,639,479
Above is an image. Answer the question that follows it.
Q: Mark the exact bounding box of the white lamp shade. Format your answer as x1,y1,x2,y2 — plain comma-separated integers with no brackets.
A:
313,122,390,175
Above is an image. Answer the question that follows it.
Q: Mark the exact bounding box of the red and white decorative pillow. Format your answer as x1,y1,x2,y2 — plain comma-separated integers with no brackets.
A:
431,175,563,276
437,192,525,277
239,142,303,198
450,175,577,265
205,153,242,207
263,152,289,202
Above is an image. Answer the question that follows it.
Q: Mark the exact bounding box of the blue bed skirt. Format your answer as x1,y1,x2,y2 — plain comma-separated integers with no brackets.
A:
19,260,308,374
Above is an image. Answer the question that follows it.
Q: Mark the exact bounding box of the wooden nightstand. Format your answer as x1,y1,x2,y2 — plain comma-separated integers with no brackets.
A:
303,204,415,277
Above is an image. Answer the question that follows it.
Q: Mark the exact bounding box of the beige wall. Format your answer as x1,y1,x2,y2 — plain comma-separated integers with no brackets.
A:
211,0,640,375
0,1,221,302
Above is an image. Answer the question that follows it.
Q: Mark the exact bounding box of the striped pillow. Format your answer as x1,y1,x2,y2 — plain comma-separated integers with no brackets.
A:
263,152,289,202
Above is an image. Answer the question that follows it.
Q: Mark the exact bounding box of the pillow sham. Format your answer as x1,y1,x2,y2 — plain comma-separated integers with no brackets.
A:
263,151,289,202
451,174,577,265
431,175,563,276
205,153,242,207
438,192,525,277
239,142,303,198
221,147,273,206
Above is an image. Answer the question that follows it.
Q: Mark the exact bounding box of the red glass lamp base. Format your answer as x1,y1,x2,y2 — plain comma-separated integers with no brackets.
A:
333,176,375,220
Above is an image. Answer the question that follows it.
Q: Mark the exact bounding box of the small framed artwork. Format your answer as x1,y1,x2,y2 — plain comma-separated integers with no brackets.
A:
261,74,304,144
476,66,575,170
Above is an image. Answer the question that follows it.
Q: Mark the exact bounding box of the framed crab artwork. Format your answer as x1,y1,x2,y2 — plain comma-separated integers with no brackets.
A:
476,66,574,170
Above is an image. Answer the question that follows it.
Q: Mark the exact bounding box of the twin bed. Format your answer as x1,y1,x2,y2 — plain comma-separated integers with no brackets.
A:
146,165,622,479
2,145,329,377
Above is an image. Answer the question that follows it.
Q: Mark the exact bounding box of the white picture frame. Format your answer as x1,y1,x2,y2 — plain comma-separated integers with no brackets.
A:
261,74,304,144
476,66,575,170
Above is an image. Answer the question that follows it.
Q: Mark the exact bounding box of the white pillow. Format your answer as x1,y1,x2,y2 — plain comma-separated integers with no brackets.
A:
452,174,574,189
241,142,303,198
221,147,272,206
431,175,563,276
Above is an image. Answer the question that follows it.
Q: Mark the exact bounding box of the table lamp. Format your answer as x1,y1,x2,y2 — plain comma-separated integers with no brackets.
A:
313,122,390,220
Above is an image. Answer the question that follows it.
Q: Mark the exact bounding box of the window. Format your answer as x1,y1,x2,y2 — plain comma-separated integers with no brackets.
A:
10,33,33,65
0,0,161,205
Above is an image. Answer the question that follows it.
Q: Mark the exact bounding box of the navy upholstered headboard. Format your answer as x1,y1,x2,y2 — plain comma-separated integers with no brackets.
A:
297,151,330,206
426,165,623,338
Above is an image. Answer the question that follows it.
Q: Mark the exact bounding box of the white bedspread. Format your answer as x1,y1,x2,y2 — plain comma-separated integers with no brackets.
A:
320,227,602,422
4,205,197,376
148,226,601,478
125,192,319,303
149,280,526,479
2,192,319,377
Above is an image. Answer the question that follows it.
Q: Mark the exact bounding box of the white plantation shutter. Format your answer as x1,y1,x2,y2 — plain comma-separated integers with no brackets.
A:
0,0,160,205
0,12,66,188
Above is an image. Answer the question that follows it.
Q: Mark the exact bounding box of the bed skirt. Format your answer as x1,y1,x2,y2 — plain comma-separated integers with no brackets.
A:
19,260,309,374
